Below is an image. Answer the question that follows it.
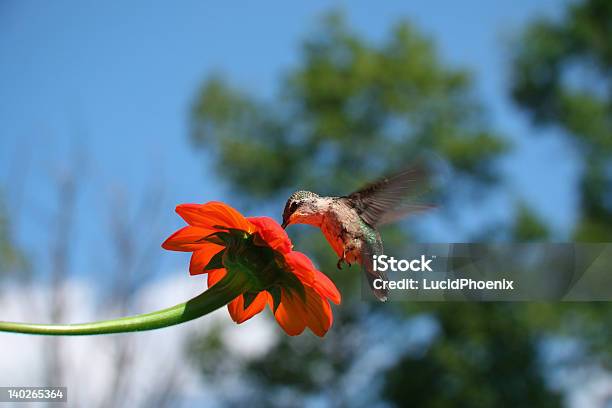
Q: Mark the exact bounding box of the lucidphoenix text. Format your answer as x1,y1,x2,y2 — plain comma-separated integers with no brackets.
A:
373,278,515,291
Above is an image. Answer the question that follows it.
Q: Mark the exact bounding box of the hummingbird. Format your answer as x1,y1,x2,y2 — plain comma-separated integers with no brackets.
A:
281,165,432,302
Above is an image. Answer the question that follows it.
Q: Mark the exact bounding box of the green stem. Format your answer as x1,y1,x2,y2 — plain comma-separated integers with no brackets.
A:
0,273,247,336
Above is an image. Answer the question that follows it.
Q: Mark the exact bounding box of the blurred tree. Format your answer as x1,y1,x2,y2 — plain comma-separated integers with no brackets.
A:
191,13,506,200
384,305,560,408
510,0,612,241
0,194,26,279
512,203,549,241
510,0,612,363
188,12,563,408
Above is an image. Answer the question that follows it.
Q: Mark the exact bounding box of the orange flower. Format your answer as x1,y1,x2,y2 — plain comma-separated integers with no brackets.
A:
162,202,341,337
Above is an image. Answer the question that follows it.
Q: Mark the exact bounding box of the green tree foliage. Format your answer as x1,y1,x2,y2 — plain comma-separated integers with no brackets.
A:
384,305,560,408
506,0,612,385
510,0,612,241
512,204,549,241
191,13,507,201
187,12,567,407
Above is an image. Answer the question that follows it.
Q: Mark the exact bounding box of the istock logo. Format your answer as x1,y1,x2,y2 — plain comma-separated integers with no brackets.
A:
372,254,435,272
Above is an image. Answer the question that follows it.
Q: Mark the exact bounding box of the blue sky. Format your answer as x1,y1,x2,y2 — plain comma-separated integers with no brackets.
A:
0,0,577,277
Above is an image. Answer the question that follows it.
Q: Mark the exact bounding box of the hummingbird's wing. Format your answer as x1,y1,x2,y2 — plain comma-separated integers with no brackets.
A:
361,232,388,302
347,163,433,227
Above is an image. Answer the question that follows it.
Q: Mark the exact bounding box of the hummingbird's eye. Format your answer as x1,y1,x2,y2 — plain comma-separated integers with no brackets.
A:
290,202,299,212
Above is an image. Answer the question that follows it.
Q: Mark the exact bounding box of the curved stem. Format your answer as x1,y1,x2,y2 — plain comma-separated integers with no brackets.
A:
0,273,246,336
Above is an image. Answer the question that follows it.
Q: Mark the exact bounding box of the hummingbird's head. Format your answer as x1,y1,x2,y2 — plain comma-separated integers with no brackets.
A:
282,190,322,229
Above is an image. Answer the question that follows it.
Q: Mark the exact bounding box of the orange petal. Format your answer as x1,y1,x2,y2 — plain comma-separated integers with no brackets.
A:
162,226,216,252
273,289,308,336
189,243,224,275
283,251,315,285
312,270,341,304
302,286,333,337
247,216,292,253
176,202,254,232
207,268,268,324
274,286,333,337
227,292,269,324
207,268,227,288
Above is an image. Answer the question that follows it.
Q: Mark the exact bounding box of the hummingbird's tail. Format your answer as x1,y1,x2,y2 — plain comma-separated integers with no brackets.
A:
361,238,388,302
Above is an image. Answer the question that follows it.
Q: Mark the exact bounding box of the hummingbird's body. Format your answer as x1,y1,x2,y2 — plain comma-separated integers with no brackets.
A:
282,165,430,302
295,195,382,265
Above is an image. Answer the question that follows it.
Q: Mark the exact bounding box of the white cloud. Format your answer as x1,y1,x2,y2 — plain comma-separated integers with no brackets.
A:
0,272,277,407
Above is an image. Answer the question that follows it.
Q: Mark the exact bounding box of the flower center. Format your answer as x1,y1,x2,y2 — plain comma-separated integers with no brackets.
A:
221,234,287,291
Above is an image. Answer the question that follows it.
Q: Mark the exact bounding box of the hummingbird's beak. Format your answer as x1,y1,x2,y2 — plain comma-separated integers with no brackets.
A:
281,219,289,229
